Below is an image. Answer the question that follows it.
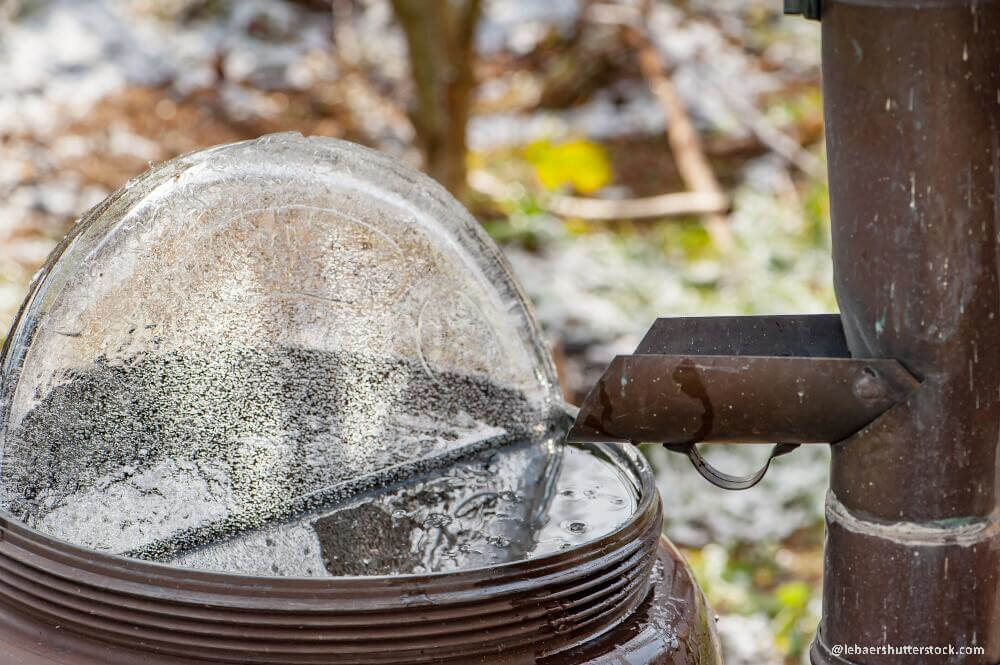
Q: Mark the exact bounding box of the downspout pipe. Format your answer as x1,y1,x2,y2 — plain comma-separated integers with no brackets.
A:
815,1,1000,662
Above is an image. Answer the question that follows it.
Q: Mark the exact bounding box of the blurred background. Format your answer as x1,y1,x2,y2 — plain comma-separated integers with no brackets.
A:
0,0,832,661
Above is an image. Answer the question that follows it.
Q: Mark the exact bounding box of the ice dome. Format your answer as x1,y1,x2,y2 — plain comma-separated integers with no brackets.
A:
0,133,567,564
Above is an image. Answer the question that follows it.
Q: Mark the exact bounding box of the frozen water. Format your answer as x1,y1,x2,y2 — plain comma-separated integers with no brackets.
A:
0,134,572,573
167,434,638,576
1,347,544,559
1,345,637,575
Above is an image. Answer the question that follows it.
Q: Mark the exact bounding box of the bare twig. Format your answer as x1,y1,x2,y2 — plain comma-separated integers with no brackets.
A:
623,14,734,249
468,169,727,221
585,3,642,27
547,191,728,220
704,74,827,181
587,1,826,182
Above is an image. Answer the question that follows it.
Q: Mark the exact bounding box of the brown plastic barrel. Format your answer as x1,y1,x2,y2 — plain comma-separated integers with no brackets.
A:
0,444,720,665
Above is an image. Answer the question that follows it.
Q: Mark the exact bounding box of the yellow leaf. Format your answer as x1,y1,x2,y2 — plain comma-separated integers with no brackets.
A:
523,138,612,194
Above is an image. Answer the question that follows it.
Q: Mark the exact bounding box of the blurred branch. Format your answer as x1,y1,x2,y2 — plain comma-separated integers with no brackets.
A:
390,0,483,199
468,169,727,221
547,190,728,220
624,20,734,250
0,0,22,24
705,75,827,181
590,2,826,182
534,2,636,111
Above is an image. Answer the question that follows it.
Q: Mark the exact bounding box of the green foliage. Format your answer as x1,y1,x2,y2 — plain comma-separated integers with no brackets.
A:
483,214,550,251
801,176,830,247
523,138,612,194
766,87,823,130
684,534,823,664
653,219,717,261
772,581,815,657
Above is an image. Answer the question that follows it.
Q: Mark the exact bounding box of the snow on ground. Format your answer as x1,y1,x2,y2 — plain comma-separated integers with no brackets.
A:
719,614,785,665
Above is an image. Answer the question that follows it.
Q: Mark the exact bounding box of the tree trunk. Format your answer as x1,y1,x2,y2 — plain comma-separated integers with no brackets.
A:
390,0,482,200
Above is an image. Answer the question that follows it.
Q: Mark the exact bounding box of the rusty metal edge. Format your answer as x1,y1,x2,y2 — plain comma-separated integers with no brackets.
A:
568,354,919,445
635,314,849,358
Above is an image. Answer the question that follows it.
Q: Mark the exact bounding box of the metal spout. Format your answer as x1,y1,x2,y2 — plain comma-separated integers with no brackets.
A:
567,314,919,447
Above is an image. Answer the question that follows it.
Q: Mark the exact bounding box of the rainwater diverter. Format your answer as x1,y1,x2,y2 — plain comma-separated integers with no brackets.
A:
0,133,720,664
567,315,920,490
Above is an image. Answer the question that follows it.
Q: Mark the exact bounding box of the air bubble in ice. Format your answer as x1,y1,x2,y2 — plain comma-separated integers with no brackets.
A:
422,513,454,529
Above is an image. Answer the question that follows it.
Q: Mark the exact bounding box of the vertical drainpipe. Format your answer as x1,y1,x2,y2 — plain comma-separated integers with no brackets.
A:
812,0,1000,663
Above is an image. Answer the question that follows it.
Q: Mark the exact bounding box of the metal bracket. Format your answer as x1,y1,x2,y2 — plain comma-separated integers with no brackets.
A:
784,0,822,20
566,315,920,490
665,442,801,490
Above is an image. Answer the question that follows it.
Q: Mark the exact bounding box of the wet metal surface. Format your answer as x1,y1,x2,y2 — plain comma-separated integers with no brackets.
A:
568,316,918,446
570,2,1000,659
634,314,850,357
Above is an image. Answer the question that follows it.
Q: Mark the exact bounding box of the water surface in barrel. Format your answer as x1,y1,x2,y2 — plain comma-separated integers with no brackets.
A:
169,437,637,576
0,346,636,575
